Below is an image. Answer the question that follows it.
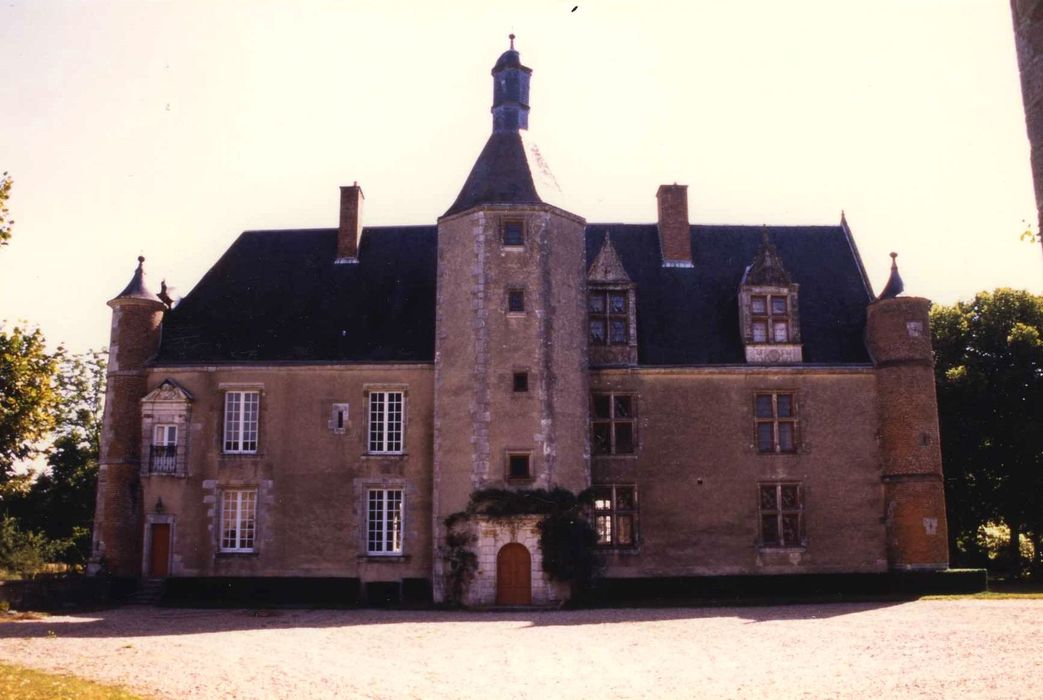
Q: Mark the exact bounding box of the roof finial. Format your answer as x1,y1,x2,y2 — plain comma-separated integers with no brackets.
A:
137,255,145,267
509,33,515,50
876,252,905,300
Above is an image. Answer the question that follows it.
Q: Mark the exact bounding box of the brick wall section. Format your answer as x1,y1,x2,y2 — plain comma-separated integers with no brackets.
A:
655,184,693,267
591,368,888,576
92,300,164,576
138,365,434,580
866,297,949,570
1011,0,1043,254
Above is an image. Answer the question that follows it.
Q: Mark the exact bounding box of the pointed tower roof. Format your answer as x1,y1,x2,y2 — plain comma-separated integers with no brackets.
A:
741,229,792,286
588,233,631,283
876,252,905,300
443,35,562,217
110,256,163,305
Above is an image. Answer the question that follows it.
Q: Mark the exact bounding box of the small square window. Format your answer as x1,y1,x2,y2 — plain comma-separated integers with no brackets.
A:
751,295,767,314
502,221,524,247
507,453,531,480
771,296,787,314
512,372,529,393
507,289,525,313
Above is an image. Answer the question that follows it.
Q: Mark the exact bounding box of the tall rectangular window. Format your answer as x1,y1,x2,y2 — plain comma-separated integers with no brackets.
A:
589,289,629,345
220,490,257,552
593,484,637,547
150,424,178,473
759,483,803,547
223,391,259,453
367,488,403,555
755,392,797,453
368,391,404,454
592,393,636,455
502,220,524,247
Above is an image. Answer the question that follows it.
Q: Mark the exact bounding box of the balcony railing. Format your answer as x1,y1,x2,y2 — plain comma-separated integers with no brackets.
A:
149,445,178,474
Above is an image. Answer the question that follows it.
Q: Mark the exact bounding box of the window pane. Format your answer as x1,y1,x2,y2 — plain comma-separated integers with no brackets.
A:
776,394,793,418
616,515,634,545
757,422,775,452
751,296,767,314
615,486,636,511
387,392,403,452
609,293,626,313
513,372,528,392
614,422,634,454
595,515,612,544
508,290,525,312
369,393,385,452
388,490,403,553
368,490,384,553
508,455,530,479
613,395,632,418
780,484,800,510
760,485,778,510
778,422,795,452
761,514,780,545
242,392,259,452
592,395,611,419
592,422,611,454
771,296,787,314
609,320,627,344
593,488,613,511
773,321,789,343
752,321,768,343
755,394,774,418
589,292,605,314
224,393,240,451
589,320,606,345
782,514,800,546
503,221,523,246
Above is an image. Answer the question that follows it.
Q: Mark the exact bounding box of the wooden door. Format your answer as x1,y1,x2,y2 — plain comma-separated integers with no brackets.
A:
496,543,532,605
150,524,171,577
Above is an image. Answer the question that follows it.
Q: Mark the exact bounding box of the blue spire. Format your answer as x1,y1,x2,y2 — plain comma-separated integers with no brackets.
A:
491,34,531,132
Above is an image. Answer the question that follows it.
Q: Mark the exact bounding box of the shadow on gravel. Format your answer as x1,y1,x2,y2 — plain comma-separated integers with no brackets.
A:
0,600,911,640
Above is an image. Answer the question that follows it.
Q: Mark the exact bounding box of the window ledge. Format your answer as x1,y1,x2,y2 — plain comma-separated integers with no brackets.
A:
144,472,188,479
358,554,411,563
220,452,264,459
593,454,639,460
361,453,407,460
757,545,807,553
216,551,259,558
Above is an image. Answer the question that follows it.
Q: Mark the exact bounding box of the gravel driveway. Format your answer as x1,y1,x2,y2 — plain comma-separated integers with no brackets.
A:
1,600,1040,699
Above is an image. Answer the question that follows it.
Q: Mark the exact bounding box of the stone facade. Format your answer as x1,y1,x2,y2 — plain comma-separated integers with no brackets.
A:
92,39,951,604
1011,0,1043,255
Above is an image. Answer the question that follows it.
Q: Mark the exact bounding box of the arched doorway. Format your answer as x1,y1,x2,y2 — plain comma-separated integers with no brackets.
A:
496,543,532,605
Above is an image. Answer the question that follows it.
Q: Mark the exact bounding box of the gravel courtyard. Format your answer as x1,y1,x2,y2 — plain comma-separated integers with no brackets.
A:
1,600,1041,699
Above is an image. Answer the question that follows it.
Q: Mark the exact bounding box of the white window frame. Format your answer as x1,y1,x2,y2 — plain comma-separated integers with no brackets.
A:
368,391,404,454
367,488,403,555
223,391,259,454
153,424,177,446
220,489,257,553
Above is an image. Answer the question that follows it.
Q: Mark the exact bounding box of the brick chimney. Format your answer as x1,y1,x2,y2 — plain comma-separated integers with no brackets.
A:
337,183,364,263
656,184,693,268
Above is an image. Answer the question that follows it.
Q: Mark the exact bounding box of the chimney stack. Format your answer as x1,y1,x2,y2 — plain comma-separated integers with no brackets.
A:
656,184,693,268
337,183,364,262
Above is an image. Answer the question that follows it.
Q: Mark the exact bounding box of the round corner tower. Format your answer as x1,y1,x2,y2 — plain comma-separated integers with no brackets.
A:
89,256,166,577
865,257,949,570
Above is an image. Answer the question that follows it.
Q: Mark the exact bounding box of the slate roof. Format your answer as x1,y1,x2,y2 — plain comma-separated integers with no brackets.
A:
154,224,873,366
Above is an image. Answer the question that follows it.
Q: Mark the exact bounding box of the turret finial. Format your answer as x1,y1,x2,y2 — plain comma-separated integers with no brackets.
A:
137,255,145,266
877,252,905,300
509,33,515,50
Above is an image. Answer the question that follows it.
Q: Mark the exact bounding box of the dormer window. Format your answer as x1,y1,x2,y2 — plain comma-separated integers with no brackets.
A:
739,231,803,364
587,233,638,366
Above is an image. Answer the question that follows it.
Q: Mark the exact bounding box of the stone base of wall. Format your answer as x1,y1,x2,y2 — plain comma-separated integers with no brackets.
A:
466,516,568,606
0,576,137,611
576,569,987,605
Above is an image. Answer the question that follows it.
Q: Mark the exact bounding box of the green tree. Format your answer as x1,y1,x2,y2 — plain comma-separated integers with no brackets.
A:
0,171,13,247
931,289,1043,576
0,325,60,481
5,350,106,566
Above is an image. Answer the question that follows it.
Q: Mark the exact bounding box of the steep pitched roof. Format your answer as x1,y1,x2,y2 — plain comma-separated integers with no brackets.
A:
155,223,871,366
156,227,437,364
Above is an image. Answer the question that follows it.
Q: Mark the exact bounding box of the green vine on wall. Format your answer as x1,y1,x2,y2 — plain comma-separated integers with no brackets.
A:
442,487,600,605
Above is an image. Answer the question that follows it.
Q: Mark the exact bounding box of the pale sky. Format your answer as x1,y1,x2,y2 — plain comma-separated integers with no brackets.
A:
1,0,1041,354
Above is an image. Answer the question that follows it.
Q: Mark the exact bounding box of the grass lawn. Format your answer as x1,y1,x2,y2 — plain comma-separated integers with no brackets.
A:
922,579,1043,600
0,663,147,699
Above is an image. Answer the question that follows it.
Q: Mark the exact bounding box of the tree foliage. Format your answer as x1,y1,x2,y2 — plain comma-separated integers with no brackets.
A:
931,289,1043,575
0,325,61,481
0,171,12,247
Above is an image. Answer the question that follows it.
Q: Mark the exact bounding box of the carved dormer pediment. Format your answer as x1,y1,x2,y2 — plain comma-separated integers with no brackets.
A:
141,379,193,404
588,233,631,284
